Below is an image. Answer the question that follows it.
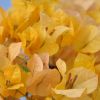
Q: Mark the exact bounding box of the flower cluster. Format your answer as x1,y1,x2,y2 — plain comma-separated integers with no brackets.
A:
0,0,100,100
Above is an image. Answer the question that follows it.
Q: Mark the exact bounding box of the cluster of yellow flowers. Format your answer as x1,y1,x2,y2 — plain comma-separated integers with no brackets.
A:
0,0,100,100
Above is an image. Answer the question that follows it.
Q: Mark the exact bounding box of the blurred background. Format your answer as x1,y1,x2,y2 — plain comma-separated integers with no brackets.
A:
0,0,11,10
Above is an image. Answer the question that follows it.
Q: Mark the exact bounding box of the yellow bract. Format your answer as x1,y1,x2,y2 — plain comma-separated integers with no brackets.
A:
82,35,100,53
56,58,67,76
74,53,95,71
0,56,10,71
0,64,25,98
0,0,100,99
27,53,43,73
8,42,22,62
53,67,98,98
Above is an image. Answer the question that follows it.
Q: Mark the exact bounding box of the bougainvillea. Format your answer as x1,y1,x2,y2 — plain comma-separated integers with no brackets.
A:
0,0,100,100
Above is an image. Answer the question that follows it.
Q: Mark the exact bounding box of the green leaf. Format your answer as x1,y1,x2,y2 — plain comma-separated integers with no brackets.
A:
19,64,30,73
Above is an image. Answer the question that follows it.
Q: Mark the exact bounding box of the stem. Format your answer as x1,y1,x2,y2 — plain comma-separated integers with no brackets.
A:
17,90,25,96
17,91,31,100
